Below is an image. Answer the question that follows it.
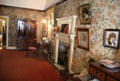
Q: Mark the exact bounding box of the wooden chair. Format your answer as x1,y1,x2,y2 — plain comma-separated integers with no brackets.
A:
26,39,39,56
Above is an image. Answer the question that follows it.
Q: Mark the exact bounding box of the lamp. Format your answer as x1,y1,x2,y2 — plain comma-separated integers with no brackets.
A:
42,19,47,23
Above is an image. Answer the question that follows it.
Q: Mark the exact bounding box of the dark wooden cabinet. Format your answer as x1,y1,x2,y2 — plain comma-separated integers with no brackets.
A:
17,19,37,50
89,62,120,81
17,38,27,50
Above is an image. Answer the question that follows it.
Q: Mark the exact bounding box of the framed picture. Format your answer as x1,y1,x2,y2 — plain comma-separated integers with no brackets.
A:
77,28,89,50
61,24,69,34
78,4,91,24
51,28,55,39
50,13,54,25
104,29,120,49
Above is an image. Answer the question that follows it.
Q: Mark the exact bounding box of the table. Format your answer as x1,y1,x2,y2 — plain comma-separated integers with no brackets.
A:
39,43,50,59
89,62,120,81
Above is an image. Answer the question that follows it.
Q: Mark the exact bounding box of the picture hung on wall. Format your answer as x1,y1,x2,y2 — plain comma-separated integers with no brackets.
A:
78,4,91,24
60,24,69,34
104,29,120,49
50,13,54,25
51,28,55,39
77,28,89,50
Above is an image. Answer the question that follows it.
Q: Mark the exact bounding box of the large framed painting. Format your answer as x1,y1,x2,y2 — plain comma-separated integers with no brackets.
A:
104,29,120,49
78,4,91,24
77,28,90,50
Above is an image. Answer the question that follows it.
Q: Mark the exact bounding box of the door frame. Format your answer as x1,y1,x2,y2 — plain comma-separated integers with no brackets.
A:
0,16,9,49
0,16,16,49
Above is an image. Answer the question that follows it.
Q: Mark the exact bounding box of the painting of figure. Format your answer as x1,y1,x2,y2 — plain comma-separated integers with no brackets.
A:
78,4,91,24
77,28,89,50
104,29,120,49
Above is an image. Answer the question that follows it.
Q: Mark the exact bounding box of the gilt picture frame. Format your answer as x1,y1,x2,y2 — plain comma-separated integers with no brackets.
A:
50,13,54,25
78,4,91,24
104,29,120,49
77,28,89,50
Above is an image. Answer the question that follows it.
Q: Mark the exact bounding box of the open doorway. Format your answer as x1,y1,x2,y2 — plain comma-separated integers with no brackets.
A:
0,16,7,49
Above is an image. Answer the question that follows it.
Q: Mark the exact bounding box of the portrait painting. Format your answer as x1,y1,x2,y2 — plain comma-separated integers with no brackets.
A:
78,4,91,24
77,28,89,50
104,29,120,49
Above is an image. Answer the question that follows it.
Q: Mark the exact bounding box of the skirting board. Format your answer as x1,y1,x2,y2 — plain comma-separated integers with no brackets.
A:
6,46,16,49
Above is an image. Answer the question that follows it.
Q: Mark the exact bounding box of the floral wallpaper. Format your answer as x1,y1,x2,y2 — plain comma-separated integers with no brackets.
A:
54,0,120,73
0,6,44,46
45,7,55,39
91,0,120,59
45,7,56,59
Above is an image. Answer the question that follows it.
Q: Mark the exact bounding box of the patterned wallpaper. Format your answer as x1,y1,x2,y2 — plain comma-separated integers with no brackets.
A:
54,0,120,73
90,0,120,59
0,6,44,46
45,7,56,60
45,6,55,39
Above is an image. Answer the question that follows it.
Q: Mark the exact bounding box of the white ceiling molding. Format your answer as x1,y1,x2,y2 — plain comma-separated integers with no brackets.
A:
0,0,61,10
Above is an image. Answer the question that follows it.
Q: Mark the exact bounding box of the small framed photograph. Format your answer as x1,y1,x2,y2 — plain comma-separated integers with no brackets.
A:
77,28,90,50
104,29,120,49
78,4,91,24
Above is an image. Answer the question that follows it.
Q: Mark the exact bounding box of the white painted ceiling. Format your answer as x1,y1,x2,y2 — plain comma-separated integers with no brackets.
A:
0,0,60,10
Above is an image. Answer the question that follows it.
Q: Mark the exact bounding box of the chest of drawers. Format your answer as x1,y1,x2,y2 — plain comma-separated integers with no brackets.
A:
89,62,120,81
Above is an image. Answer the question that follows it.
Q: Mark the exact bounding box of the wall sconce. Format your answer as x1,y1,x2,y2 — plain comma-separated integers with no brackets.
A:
42,19,47,23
